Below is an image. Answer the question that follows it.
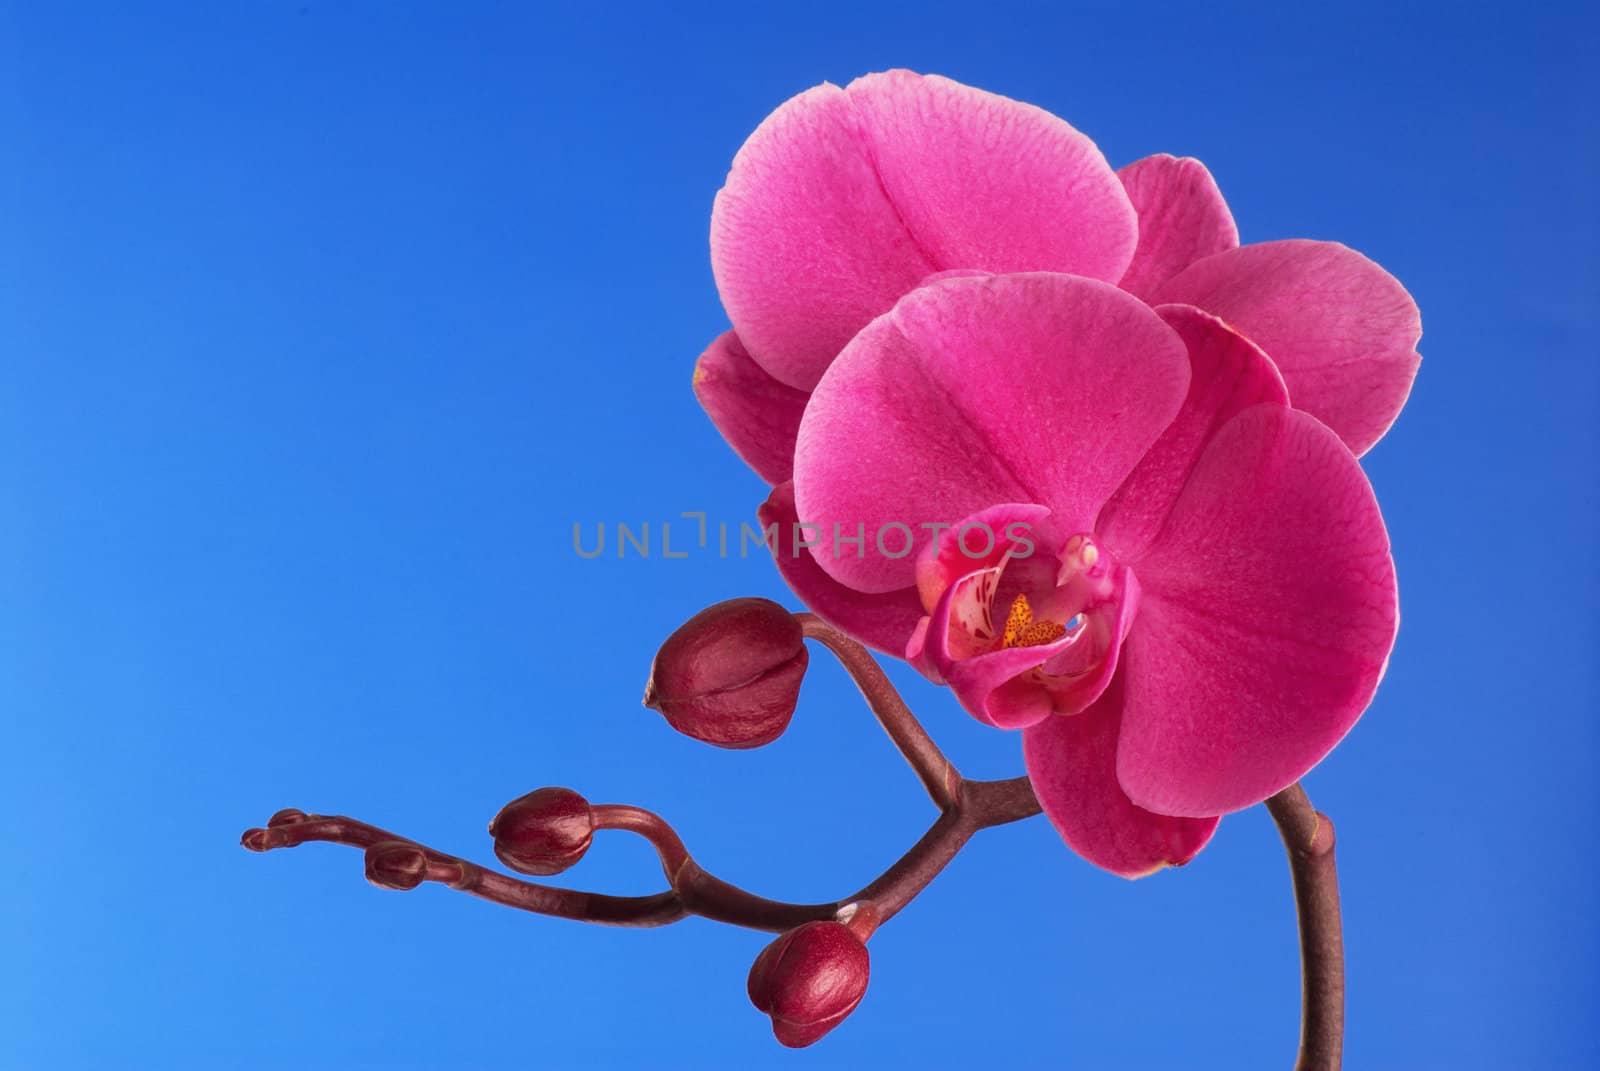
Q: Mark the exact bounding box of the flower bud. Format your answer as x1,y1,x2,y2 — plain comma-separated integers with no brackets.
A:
488,787,594,876
267,808,308,828
643,598,807,749
365,841,429,891
747,921,870,1048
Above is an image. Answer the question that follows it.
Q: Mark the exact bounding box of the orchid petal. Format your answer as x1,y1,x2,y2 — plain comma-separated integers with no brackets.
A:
845,70,1136,284
711,71,1136,391
1116,405,1398,817
1116,154,1238,302
1152,239,1422,455
693,331,811,485
1024,673,1220,878
1097,304,1289,562
711,82,931,391
757,482,926,657
793,273,1189,593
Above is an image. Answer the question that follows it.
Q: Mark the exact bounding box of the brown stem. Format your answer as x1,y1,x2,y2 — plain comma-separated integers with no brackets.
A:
243,602,1342,1065
591,804,691,877
849,776,1041,923
241,775,1039,934
243,810,687,926
797,613,959,808
1265,784,1344,1071
243,631,1042,936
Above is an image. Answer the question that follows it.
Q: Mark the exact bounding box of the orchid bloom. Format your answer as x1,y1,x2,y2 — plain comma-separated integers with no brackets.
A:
762,273,1397,876
695,69,1421,486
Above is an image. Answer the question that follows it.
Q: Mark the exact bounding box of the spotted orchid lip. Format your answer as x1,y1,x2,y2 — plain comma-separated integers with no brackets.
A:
906,516,1136,730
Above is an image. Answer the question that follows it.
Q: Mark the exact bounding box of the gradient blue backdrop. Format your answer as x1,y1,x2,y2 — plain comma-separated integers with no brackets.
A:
4,3,1596,1068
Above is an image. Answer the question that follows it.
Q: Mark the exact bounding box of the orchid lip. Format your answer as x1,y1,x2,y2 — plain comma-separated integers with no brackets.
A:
915,519,1135,727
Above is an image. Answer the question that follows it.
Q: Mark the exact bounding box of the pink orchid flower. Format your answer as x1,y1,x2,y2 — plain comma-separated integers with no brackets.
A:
696,69,1421,484
762,272,1397,877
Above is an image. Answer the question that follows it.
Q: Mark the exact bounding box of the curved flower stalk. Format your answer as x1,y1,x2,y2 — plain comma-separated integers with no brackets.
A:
695,69,1420,485
242,607,1042,1047
764,273,1397,876
242,604,1344,1064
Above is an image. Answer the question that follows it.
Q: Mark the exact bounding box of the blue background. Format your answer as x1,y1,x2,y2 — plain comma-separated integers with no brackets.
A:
3,2,1595,1067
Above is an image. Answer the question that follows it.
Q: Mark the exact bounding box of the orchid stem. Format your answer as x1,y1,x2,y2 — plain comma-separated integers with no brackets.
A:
242,811,688,926
244,606,1346,1064
795,613,959,809
242,775,1038,934
1265,783,1344,1071
242,635,1041,935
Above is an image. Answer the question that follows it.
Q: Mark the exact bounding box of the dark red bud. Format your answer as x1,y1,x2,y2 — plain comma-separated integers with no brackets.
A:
365,841,429,890
643,597,807,749
488,787,594,876
747,920,870,1048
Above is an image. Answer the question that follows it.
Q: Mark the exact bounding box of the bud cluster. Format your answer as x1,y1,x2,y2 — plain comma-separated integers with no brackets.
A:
246,597,981,1051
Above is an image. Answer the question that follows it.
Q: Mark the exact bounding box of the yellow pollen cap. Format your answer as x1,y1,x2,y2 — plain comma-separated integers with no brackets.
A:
1001,594,1067,649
